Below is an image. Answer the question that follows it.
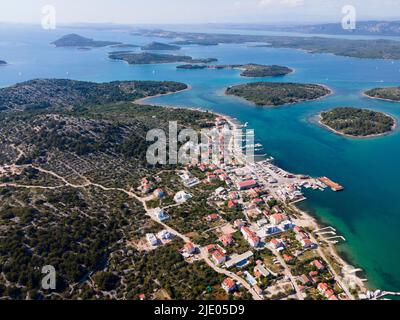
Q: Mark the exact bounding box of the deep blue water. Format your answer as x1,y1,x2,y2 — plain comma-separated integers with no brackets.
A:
1,25,400,292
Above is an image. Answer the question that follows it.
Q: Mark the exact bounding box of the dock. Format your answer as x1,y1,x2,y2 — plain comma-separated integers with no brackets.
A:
318,177,344,192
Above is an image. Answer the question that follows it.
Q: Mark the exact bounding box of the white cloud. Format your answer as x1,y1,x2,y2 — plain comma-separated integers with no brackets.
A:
258,0,273,7
280,0,304,7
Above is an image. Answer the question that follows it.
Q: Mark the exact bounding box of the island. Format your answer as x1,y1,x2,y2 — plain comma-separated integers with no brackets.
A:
141,42,181,51
0,60,7,66
0,79,188,112
51,34,121,48
226,82,331,106
137,29,400,60
364,87,400,102
177,64,293,77
108,52,217,65
320,107,396,137
111,44,139,49
176,64,208,70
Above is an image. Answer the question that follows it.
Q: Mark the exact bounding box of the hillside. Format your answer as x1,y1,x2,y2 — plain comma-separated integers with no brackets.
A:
0,79,218,300
0,79,188,112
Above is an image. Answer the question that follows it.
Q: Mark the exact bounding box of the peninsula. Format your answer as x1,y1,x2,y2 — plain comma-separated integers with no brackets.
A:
226,82,331,106
0,79,188,112
141,42,181,51
320,107,396,137
137,29,400,60
364,87,400,102
177,64,293,77
51,34,121,48
108,52,217,65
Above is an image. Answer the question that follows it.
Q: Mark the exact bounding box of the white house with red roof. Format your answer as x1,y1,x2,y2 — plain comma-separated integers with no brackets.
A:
269,238,285,250
211,249,226,265
222,278,237,293
237,179,258,191
270,213,289,225
240,226,260,247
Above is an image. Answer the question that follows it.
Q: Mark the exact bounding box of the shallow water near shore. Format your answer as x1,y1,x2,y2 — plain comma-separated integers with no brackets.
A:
1,25,400,293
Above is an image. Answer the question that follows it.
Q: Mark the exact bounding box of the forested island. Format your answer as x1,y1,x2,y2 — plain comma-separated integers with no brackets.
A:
0,79,188,112
51,34,121,48
226,82,331,106
108,52,217,65
137,29,400,60
141,42,181,51
177,64,292,77
111,44,139,49
320,107,396,137
364,87,400,102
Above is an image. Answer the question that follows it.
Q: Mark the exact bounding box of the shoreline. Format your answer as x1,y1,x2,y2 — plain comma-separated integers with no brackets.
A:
362,91,400,103
220,111,368,296
132,86,368,297
133,84,193,105
317,112,398,139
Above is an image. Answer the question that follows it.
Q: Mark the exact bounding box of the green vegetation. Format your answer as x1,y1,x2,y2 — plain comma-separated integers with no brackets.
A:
320,107,395,137
0,78,217,300
51,34,121,47
177,64,208,70
0,79,188,112
238,64,292,77
111,44,139,48
365,87,400,102
226,82,331,106
177,64,292,77
141,42,181,51
109,52,217,65
138,29,400,60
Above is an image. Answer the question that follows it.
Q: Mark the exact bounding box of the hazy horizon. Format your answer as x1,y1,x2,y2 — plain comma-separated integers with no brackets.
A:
1,0,400,25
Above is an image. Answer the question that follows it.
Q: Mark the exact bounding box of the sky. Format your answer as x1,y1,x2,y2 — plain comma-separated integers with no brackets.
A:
1,0,400,25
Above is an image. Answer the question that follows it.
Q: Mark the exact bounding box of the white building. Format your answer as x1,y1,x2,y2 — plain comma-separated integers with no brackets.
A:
158,230,174,240
146,233,158,246
154,208,169,221
174,191,193,203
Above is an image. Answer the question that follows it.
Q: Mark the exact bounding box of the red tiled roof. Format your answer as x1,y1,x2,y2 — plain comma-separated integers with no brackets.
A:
222,278,235,289
238,180,257,188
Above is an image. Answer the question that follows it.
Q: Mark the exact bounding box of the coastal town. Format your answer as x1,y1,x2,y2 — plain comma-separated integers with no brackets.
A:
136,114,366,301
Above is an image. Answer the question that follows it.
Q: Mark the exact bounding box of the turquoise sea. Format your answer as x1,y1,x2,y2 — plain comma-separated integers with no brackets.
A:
1,25,400,293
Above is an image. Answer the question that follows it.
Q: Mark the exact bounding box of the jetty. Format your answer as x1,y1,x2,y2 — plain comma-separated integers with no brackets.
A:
318,177,344,192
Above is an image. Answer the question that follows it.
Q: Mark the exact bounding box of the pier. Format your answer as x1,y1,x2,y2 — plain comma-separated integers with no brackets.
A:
318,177,344,192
